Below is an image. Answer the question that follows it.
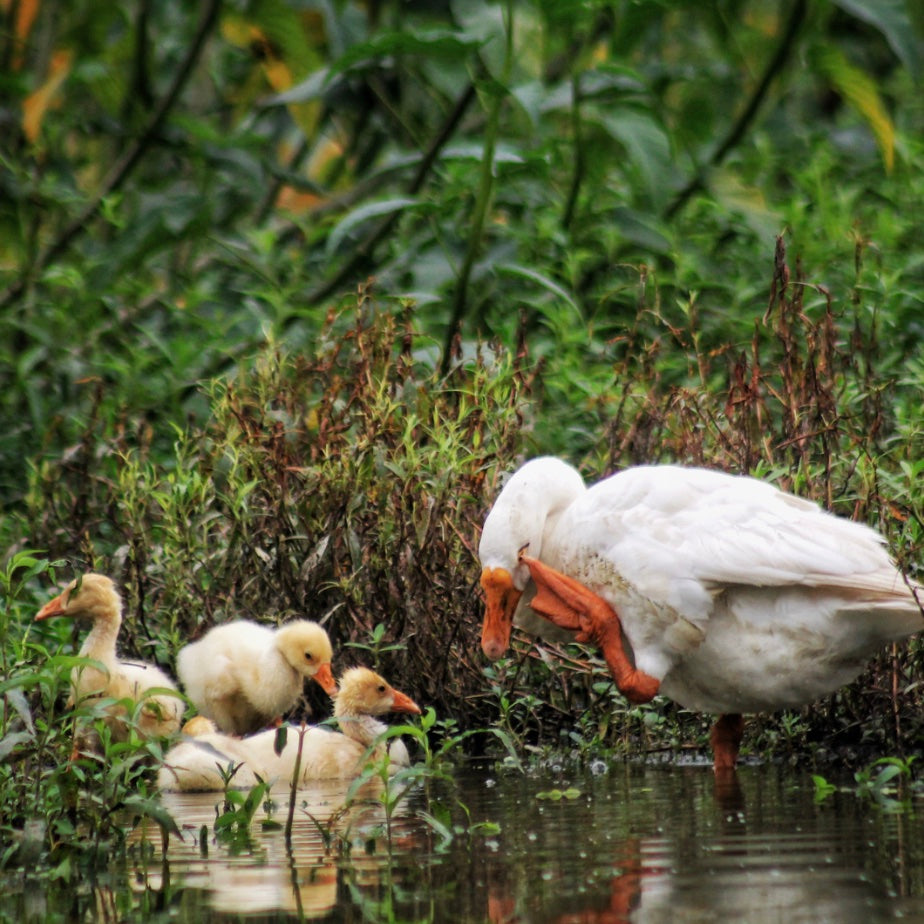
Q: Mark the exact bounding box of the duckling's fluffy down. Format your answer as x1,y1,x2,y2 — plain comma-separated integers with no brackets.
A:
158,668,419,792
176,619,335,735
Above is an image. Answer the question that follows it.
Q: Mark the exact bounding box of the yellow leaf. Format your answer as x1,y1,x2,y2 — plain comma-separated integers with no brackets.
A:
262,57,293,93
811,44,895,173
22,48,72,143
222,3,323,138
275,185,322,214
219,15,254,48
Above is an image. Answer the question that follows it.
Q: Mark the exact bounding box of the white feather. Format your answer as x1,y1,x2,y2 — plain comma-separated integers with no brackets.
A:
480,458,922,713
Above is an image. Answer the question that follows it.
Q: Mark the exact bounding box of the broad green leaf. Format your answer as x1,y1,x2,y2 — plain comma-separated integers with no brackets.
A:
451,0,508,79
710,171,782,249
509,79,547,127
416,810,455,852
611,208,671,255
122,797,182,836
833,0,922,79
267,68,332,106
872,764,904,786
0,730,33,760
325,197,421,257
441,143,525,165
330,29,480,74
496,263,579,314
223,0,325,135
270,30,480,106
4,687,34,734
598,109,673,206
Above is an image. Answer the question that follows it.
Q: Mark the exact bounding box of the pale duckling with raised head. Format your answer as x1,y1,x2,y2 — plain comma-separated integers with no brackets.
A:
176,618,337,736
35,573,184,745
315,665,421,777
158,666,421,792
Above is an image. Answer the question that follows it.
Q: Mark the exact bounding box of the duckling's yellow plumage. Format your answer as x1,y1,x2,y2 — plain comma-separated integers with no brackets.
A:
36,573,184,744
158,667,420,791
176,618,336,735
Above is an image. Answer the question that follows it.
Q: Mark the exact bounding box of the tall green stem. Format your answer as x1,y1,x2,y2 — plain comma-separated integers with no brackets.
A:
441,2,515,374
285,723,307,847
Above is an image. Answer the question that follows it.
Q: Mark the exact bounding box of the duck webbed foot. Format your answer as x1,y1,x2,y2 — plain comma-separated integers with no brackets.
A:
518,552,660,704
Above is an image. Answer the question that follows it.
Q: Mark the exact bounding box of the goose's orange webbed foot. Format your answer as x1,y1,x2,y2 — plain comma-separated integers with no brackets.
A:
519,552,660,705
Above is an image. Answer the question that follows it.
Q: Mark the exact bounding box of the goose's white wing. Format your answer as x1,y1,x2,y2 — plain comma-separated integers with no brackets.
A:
559,466,911,631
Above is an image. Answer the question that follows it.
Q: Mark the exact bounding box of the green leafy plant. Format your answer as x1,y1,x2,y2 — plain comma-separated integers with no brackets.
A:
345,623,408,671
213,776,272,851
813,756,918,812
852,756,916,811
812,774,838,803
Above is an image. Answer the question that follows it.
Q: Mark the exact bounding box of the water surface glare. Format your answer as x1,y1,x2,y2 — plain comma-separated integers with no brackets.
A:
13,763,924,922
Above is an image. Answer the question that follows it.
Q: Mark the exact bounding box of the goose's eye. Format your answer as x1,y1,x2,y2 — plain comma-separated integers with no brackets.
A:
304,652,314,661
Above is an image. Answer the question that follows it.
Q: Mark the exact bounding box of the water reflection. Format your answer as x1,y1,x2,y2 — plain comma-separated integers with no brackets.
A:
22,763,924,922
468,765,924,924
130,776,425,919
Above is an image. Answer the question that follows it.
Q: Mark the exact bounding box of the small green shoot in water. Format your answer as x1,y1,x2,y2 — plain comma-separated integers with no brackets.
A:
536,788,582,801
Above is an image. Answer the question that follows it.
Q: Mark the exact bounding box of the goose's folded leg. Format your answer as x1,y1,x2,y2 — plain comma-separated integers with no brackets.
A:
519,553,660,704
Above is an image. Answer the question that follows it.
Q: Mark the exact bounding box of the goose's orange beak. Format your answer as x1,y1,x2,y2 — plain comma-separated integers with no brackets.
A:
390,689,422,715
480,567,522,660
36,592,68,621
312,662,338,696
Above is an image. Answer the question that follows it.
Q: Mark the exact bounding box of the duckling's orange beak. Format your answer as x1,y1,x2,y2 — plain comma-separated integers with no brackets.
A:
390,689,422,715
35,592,68,621
312,662,338,696
480,567,522,660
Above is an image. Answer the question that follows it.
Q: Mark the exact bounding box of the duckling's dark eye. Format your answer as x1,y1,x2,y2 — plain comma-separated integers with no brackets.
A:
377,684,386,693
304,652,314,661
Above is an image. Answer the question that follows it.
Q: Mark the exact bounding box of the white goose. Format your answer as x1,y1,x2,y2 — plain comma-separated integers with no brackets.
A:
479,457,923,770
35,574,184,747
176,618,337,735
158,666,421,792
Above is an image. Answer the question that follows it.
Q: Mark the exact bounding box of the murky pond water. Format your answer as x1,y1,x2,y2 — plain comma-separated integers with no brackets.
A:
9,762,924,922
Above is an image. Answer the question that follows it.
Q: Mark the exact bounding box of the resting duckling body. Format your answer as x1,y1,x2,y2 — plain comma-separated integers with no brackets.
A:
479,458,924,770
176,618,336,735
158,667,421,792
35,574,184,744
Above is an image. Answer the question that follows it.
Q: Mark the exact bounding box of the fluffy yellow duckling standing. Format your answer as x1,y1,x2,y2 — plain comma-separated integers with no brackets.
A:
176,618,337,735
35,574,184,747
158,666,421,792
